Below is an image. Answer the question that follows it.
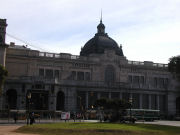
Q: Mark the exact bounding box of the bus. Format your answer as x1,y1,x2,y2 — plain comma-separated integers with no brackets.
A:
126,109,160,121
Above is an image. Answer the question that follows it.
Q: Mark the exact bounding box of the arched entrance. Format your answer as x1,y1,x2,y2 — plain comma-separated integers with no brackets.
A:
56,91,65,110
26,90,49,110
6,89,17,109
176,97,180,116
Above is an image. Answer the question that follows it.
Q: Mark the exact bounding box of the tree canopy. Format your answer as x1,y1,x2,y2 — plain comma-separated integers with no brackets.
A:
94,98,131,122
168,55,180,81
95,98,130,111
0,64,8,95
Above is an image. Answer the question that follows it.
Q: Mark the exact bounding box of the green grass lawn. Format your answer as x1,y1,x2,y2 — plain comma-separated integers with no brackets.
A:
16,122,180,135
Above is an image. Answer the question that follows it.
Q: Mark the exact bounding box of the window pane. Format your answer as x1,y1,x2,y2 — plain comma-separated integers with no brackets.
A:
85,72,90,81
55,70,59,78
77,72,84,80
45,69,53,78
39,69,44,76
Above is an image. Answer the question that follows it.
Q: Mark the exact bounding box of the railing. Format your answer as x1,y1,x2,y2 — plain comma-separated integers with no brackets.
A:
7,76,57,84
39,52,79,60
128,60,168,68
6,76,128,88
6,76,170,91
8,47,168,67
59,80,128,88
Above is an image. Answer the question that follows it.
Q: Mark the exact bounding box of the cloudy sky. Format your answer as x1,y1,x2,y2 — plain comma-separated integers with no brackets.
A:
0,0,180,63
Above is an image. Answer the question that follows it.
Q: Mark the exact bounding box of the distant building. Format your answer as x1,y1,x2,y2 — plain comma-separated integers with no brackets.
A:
0,18,179,117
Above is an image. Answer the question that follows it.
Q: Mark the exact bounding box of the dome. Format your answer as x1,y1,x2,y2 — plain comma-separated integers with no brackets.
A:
80,20,124,56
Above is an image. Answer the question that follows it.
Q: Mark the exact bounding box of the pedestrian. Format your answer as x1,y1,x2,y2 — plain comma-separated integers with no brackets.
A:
14,112,17,123
73,112,76,122
30,112,35,125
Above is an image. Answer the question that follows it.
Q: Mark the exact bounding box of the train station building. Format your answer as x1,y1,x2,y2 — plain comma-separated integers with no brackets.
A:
0,18,179,117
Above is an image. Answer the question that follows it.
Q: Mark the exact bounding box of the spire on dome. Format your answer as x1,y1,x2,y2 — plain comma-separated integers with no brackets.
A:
100,9,102,23
97,10,105,34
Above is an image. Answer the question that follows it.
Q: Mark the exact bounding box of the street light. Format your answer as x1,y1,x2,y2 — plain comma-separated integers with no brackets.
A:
77,96,82,111
77,96,84,121
129,97,132,121
27,92,31,125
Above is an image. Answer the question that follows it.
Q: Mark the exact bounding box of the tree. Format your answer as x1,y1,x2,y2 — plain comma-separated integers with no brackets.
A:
0,64,8,95
95,98,131,122
168,55,180,81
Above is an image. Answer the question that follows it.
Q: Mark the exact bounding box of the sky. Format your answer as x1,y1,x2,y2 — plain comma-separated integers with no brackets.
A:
0,0,180,64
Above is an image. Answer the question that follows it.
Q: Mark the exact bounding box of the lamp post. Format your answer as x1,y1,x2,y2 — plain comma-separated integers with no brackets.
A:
77,96,83,120
77,96,82,111
129,97,132,121
27,92,31,125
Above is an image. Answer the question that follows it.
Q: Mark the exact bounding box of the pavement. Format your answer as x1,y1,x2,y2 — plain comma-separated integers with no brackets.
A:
0,125,35,135
0,118,99,125
0,119,180,127
137,120,180,127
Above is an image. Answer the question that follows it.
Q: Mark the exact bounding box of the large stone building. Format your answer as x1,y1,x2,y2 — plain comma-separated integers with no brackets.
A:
0,18,179,117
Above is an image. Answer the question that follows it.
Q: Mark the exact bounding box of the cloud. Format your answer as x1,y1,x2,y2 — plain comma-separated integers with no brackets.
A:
0,0,180,63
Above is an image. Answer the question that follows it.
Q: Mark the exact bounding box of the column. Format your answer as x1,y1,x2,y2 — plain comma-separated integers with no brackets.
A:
139,94,142,109
119,92,122,99
157,95,159,110
109,92,111,99
149,94,151,109
86,91,88,109
130,93,132,99
97,92,100,99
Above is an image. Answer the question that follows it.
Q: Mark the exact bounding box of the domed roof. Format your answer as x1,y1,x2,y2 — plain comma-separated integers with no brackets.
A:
80,20,124,57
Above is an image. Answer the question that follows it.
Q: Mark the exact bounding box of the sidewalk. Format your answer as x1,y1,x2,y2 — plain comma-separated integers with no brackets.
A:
1,119,180,127
137,120,180,127
0,119,99,125
0,119,64,125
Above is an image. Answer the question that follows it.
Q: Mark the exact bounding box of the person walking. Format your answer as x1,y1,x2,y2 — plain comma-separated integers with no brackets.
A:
30,112,35,125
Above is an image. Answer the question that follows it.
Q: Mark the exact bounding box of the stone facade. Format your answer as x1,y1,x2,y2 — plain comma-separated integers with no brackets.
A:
0,19,179,117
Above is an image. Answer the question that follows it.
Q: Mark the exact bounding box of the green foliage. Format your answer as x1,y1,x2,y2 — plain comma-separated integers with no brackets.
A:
95,98,130,111
0,64,8,95
168,55,180,81
16,122,180,135
94,98,131,122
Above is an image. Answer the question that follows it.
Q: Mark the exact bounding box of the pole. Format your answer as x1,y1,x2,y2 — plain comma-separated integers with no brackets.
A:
129,97,132,122
27,92,31,125
27,99,29,125
130,104,132,121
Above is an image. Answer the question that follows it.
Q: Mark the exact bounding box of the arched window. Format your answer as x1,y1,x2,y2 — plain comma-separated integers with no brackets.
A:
6,89,17,109
56,91,65,110
105,65,115,83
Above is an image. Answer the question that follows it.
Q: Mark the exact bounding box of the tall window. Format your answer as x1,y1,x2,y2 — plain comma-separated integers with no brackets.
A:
55,70,60,79
85,72,90,81
154,77,158,88
45,69,53,78
132,93,140,109
151,94,157,109
142,94,149,109
133,76,139,84
159,78,164,88
128,75,132,83
71,71,76,80
77,72,84,80
105,65,115,83
39,69,44,76
140,76,145,85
